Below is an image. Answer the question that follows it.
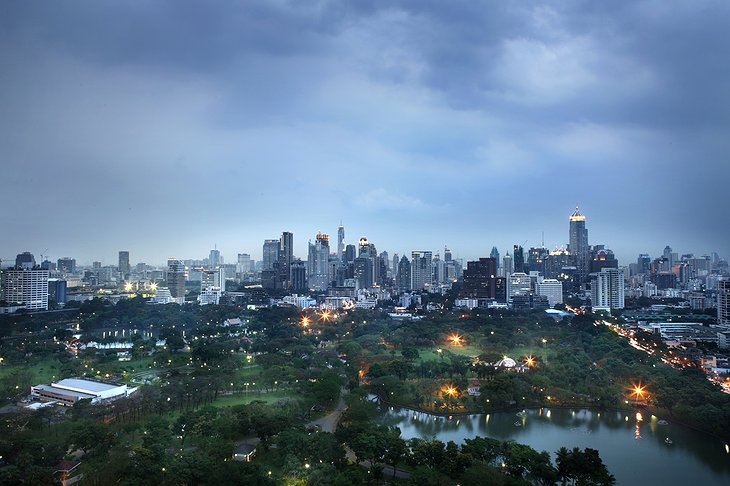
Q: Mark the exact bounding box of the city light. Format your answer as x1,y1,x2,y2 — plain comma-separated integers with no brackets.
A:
630,382,647,400
300,316,311,327
442,385,458,397
319,310,332,322
524,355,536,367
448,333,464,346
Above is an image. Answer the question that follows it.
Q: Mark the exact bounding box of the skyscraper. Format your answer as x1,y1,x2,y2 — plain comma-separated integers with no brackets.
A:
15,251,36,270
410,251,433,290
262,239,279,271
337,223,345,261
279,232,294,289
503,252,514,276
462,258,497,299
397,255,411,292
513,245,525,273
718,279,730,327
167,258,186,304
536,279,563,306
307,232,330,291
57,257,76,274
490,246,500,266
569,207,589,280
209,249,221,268
118,251,130,278
591,268,624,311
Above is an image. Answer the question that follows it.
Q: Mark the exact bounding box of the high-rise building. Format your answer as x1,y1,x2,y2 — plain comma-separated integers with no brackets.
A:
290,260,307,292
507,272,531,300
308,232,330,291
344,244,356,264
490,247,500,266
57,257,76,274
353,257,373,289
591,268,624,311
209,249,221,268
397,255,411,292
48,278,67,305
462,258,497,299
337,223,345,261
410,251,433,290
569,207,589,280
503,252,514,276
590,248,618,273
527,247,548,274
637,254,651,274
237,254,251,274
118,251,130,278
262,239,279,271
167,259,186,304
279,232,294,289
392,253,400,278
718,279,730,327
536,279,563,307
15,252,36,270
513,245,525,273
1,267,49,310
444,247,453,262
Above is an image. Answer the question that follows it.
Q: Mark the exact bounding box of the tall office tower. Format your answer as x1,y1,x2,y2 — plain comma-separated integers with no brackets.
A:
397,255,411,292
0,266,49,310
15,252,36,269
290,260,307,292
490,247,500,266
503,252,514,275
380,251,389,272
237,254,251,274
118,251,130,278
527,247,548,274
344,244,356,264
278,232,294,289
432,252,442,285
462,258,497,299
507,272,531,300
663,245,672,263
392,253,400,280
444,246,453,262
308,232,330,291
591,268,625,311
718,279,730,327
637,254,651,274
569,207,589,280
200,267,225,305
48,278,67,305
513,245,525,273
353,257,373,289
41,260,56,271
167,258,186,304
262,239,279,271
536,278,563,307
410,251,433,290
590,248,618,273
57,257,76,274
209,249,221,268
358,237,370,257
337,223,345,261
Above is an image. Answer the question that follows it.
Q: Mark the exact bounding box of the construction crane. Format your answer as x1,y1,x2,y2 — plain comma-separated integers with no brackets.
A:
39,249,49,263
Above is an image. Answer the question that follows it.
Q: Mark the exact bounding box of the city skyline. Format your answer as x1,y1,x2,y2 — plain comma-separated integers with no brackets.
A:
2,2,729,265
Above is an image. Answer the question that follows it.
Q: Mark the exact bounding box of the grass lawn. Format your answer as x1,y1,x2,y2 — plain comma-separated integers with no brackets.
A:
417,344,480,363
0,357,64,383
209,390,298,408
509,345,554,362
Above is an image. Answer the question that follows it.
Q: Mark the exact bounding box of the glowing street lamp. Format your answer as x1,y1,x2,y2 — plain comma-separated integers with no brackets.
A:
630,382,647,400
448,333,464,346
319,310,332,322
524,355,536,367
301,316,311,327
442,385,458,398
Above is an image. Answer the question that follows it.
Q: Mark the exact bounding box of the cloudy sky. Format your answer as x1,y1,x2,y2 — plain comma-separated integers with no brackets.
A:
1,1,728,266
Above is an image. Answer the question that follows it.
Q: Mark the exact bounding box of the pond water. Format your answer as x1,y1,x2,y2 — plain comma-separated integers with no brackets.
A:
375,404,730,485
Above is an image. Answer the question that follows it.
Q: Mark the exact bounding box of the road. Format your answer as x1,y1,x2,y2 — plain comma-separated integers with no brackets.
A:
306,391,411,479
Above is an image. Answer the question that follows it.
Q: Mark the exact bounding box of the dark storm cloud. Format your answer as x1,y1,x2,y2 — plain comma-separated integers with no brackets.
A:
0,1,728,264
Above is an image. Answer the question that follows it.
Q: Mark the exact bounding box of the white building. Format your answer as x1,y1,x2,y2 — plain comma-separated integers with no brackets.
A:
507,272,531,300
31,378,135,406
536,279,563,306
0,268,49,310
591,268,625,311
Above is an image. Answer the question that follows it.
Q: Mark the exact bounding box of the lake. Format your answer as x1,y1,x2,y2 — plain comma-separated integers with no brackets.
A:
375,404,730,485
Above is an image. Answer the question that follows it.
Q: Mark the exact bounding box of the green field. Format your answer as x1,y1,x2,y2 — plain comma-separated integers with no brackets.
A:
417,344,481,363
209,390,297,408
0,357,63,384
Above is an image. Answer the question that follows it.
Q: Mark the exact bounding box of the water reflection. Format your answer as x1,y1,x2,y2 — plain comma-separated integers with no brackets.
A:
376,404,730,485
